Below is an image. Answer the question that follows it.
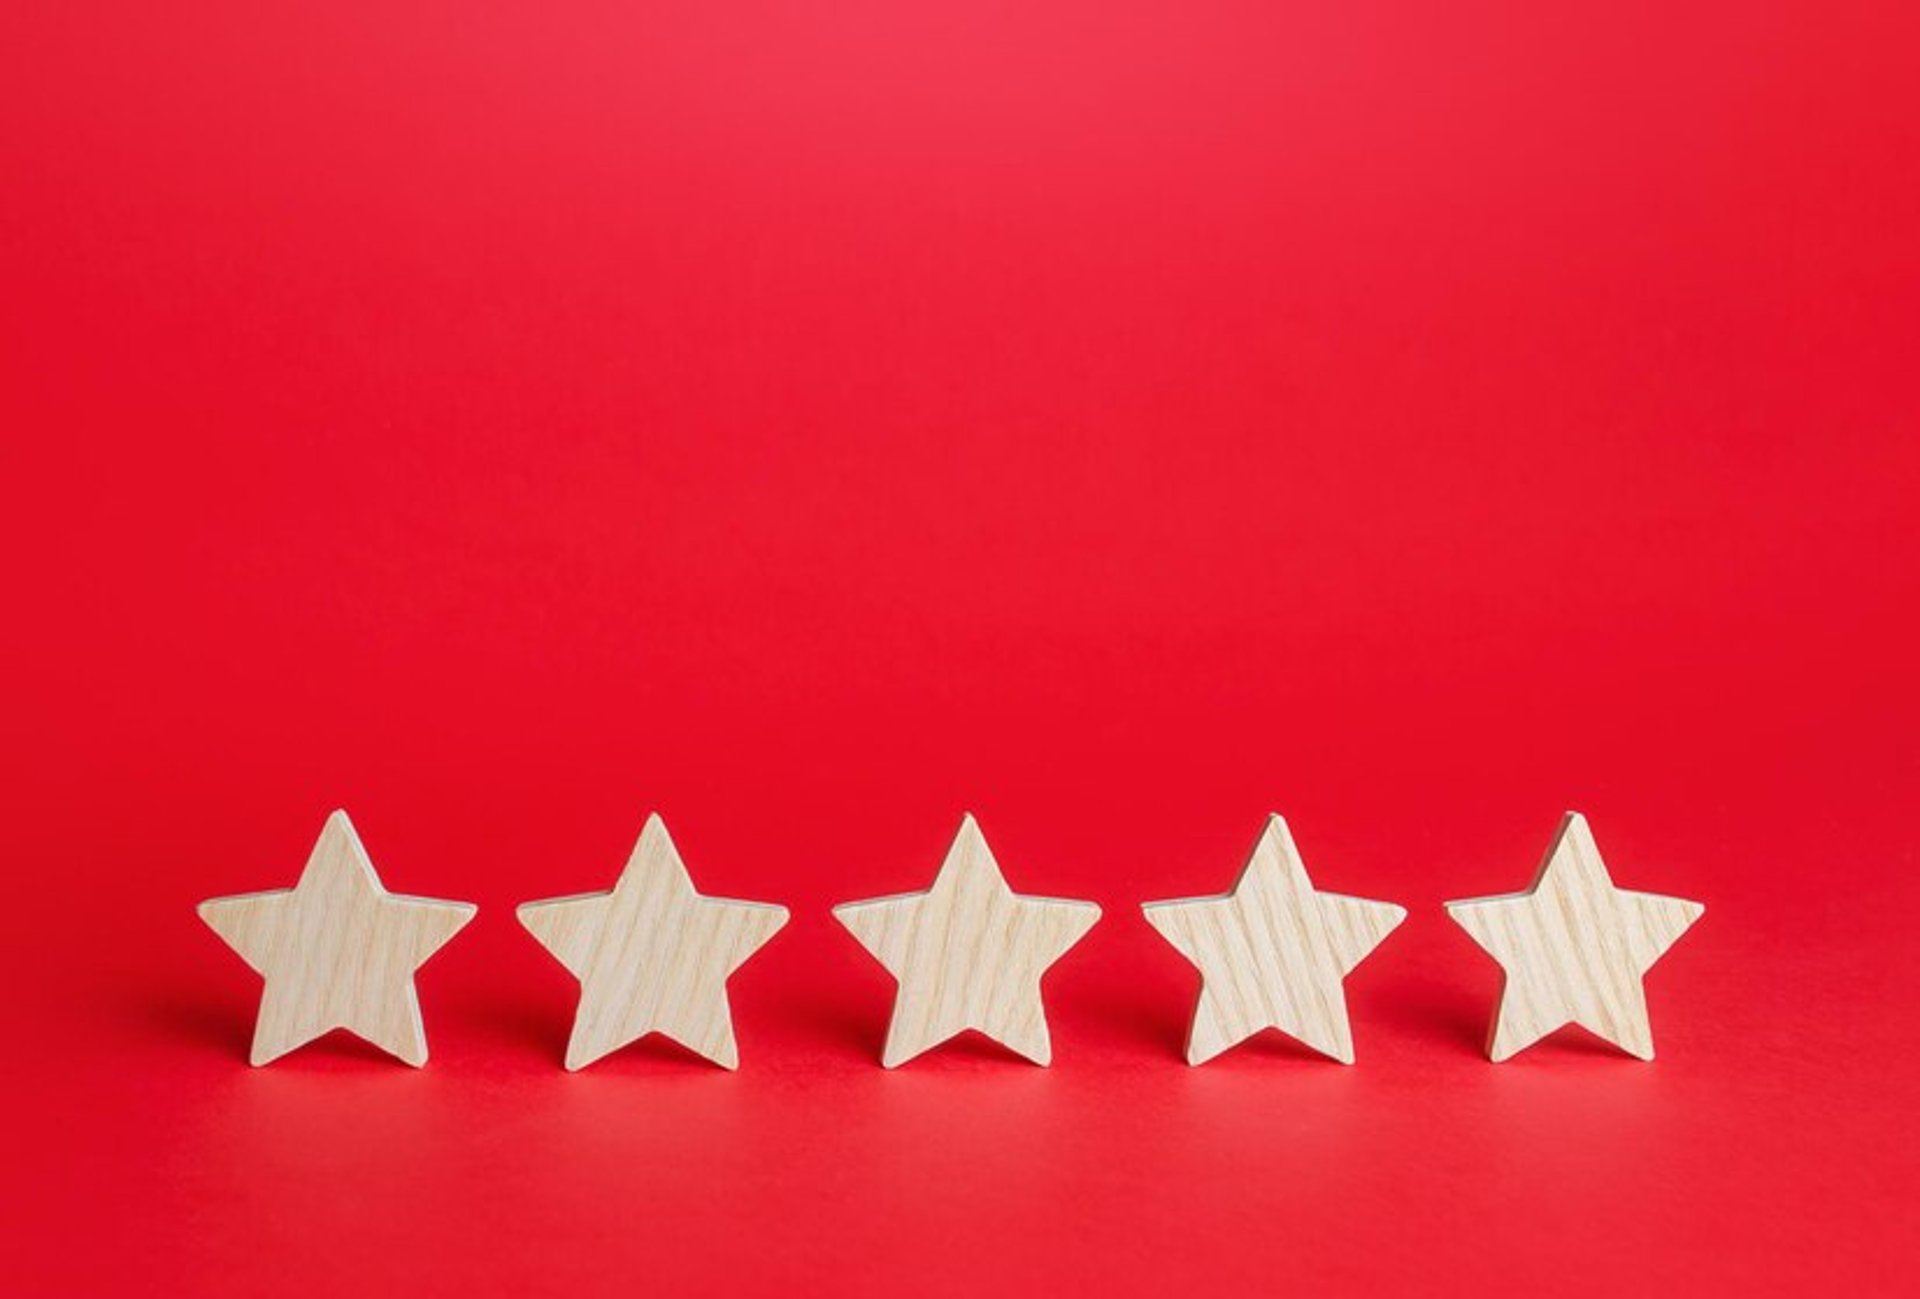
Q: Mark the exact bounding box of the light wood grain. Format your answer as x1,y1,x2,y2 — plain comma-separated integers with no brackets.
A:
833,814,1100,1067
197,810,477,1066
1446,812,1704,1061
1142,815,1405,1065
517,813,788,1070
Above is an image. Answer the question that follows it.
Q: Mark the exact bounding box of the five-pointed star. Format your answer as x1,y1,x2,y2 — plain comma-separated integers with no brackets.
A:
1142,815,1406,1065
1447,812,1704,1062
833,814,1100,1067
517,814,788,1070
198,810,477,1066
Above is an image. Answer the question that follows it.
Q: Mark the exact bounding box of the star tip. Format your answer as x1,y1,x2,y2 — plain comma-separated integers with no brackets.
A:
1484,1024,1518,1062
1259,815,1297,849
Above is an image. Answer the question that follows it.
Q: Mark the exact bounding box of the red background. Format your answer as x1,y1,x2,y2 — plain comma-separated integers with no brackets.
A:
4,3,1917,1293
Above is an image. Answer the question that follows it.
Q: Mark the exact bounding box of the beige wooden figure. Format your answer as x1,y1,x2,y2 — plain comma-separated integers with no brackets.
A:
833,814,1100,1067
1142,815,1405,1065
198,810,477,1066
518,814,788,1070
1447,812,1704,1062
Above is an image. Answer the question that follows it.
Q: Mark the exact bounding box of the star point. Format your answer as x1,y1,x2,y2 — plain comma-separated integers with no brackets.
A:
517,814,788,1070
1447,812,1703,1062
198,810,477,1067
833,814,1100,1068
1142,815,1405,1065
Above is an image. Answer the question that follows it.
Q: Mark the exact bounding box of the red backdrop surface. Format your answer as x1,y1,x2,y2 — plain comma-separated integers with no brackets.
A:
3,3,1917,1294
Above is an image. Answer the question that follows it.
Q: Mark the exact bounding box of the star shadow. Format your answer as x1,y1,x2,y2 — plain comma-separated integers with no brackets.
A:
567,1032,738,1076
1063,981,1190,1062
906,1029,1050,1070
769,988,883,1062
474,989,575,1067
268,1028,424,1069
466,982,736,1074
112,982,427,1069
1211,1029,1352,1067
114,983,253,1062
1361,980,1490,1057
1501,1023,1649,1062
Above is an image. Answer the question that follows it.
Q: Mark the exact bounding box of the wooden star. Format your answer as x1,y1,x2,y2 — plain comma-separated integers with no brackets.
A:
1142,815,1406,1065
517,814,788,1070
1447,812,1704,1061
833,814,1100,1067
198,810,477,1066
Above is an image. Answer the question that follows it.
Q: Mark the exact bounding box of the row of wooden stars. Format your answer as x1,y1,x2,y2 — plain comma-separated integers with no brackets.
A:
199,809,1702,1070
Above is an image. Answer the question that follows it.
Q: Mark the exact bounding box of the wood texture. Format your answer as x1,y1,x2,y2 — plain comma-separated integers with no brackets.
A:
1142,815,1405,1065
517,814,788,1070
1447,812,1704,1061
833,814,1100,1067
197,810,477,1066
